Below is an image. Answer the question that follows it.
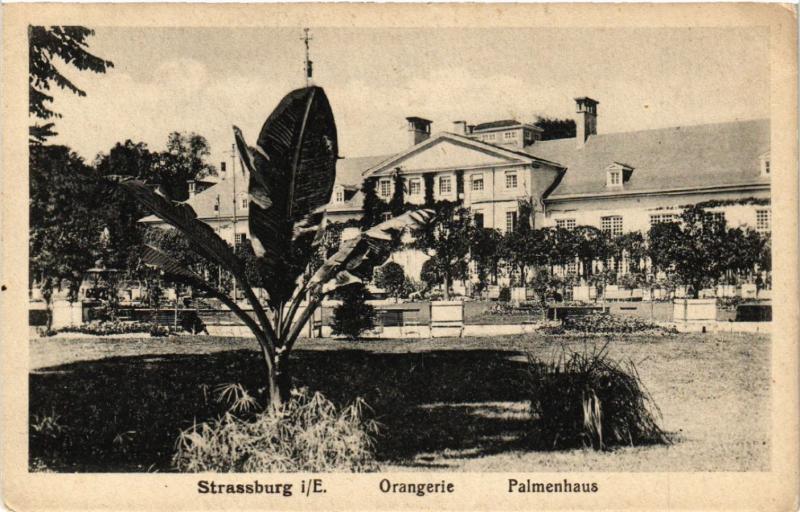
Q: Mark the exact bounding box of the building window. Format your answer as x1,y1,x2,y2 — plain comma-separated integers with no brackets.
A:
471,174,484,191
503,131,515,140
710,211,725,224
505,211,517,232
408,179,421,196
241,197,248,209
566,260,577,275
601,215,623,236
607,170,621,187
556,218,576,230
379,179,391,198
473,212,484,229
505,172,518,189
439,176,452,194
650,213,678,226
381,212,392,222
214,202,219,212
761,153,771,176
234,233,246,246
335,190,344,203
756,209,771,232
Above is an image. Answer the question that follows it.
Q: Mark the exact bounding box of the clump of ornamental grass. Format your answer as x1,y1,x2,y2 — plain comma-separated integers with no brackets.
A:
527,341,671,451
173,387,380,473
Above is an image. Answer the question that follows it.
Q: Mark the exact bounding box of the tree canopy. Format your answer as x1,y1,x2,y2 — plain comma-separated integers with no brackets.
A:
29,26,113,143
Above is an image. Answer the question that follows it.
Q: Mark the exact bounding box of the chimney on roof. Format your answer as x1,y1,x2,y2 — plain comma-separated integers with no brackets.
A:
406,116,432,147
575,97,598,147
452,120,468,135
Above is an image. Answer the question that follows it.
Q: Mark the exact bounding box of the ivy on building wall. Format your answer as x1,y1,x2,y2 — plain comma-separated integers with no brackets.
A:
360,177,381,229
390,170,405,217
424,173,435,207
650,197,770,212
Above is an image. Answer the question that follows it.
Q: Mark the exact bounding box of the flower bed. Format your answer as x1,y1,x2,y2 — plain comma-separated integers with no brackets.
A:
58,320,177,336
545,313,673,334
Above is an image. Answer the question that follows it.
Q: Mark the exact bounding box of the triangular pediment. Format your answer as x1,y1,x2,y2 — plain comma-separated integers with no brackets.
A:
364,133,534,177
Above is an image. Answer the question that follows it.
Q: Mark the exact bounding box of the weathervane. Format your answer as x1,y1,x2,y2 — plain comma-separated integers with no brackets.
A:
301,27,313,86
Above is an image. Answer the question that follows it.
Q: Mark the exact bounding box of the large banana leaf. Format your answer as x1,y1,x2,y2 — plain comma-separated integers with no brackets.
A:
120,180,245,277
284,208,433,347
308,209,434,296
234,86,338,307
137,245,272,352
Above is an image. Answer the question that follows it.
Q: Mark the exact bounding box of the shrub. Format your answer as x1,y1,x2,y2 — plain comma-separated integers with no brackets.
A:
374,262,410,299
528,343,670,451
498,286,511,302
330,283,375,339
173,387,379,472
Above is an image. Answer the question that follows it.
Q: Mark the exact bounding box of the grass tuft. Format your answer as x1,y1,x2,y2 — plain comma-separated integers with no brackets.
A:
527,341,671,451
173,386,380,472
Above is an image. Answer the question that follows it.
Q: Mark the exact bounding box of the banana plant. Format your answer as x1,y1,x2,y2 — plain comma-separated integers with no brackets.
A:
121,86,432,411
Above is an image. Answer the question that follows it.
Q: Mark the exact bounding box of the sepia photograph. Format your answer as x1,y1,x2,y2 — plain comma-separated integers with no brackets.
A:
2,3,798,510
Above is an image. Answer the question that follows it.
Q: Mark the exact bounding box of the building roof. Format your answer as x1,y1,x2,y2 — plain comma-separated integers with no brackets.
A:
473,119,522,131
335,155,392,187
140,175,247,223
523,118,770,199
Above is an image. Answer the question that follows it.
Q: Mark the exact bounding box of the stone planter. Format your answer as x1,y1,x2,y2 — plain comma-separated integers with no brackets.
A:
572,285,596,302
511,287,527,303
430,300,464,338
673,298,717,322
51,300,85,329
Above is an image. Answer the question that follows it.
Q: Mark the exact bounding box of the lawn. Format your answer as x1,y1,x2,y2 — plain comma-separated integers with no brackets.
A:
29,331,769,472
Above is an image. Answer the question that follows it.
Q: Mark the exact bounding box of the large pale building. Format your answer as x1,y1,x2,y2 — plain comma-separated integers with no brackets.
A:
145,97,772,279
330,97,771,239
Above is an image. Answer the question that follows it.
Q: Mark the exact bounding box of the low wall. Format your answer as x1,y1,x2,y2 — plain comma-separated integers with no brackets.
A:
608,302,673,322
666,321,772,334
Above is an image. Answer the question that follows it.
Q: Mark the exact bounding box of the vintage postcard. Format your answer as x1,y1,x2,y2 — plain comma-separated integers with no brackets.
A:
1,3,798,511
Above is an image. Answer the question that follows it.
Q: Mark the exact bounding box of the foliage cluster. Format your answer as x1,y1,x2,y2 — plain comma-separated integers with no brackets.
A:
330,283,376,339
528,344,671,451
57,320,158,336
544,314,675,335
173,387,379,472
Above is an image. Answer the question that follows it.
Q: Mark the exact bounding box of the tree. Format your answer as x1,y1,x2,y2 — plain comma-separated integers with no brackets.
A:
29,26,114,143
375,261,408,299
544,227,576,274
122,86,432,411
500,228,546,287
330,283,375,339
29,145,105,329
94,140,157,182
155,132,217,201
611,231,646,273
413,204,472,300
572,226,611,281
647,205,729,298
533,117,576,141
469,227,503,292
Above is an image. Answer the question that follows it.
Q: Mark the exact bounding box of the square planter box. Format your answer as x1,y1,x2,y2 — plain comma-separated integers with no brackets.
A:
572,285,596,302
430,301,464,338
673,298,717,322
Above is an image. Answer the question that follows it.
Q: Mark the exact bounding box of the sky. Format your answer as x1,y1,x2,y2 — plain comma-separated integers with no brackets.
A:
47,26,770,169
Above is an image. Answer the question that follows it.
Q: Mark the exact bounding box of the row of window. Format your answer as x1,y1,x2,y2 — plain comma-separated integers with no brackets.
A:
552,209,771,234
213,197,249,211
375,172,519,199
